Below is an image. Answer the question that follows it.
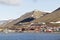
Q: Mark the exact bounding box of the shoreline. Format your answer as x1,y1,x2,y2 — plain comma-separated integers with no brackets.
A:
0,31,60,34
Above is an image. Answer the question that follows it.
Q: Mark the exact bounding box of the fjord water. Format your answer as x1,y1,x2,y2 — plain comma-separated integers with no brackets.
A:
0,32,60,40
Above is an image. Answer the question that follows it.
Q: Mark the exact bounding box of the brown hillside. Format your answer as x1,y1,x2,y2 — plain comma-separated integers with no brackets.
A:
33,7,60,23
4,10,47,27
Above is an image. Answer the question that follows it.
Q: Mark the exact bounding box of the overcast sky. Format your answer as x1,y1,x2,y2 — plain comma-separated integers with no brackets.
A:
0,0,60,20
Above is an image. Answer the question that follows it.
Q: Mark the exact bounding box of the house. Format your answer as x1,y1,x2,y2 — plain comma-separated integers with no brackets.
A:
29,24,41,32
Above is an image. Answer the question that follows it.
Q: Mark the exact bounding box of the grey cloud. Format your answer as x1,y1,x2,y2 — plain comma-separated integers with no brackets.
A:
0,0,20,5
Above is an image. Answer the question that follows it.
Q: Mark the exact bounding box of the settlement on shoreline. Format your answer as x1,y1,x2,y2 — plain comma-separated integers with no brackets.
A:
0,23,60,33
0,8,60,33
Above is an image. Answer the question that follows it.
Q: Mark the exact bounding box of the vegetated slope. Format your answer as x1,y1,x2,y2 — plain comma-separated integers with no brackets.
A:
4,10,48,27
33,7,60,23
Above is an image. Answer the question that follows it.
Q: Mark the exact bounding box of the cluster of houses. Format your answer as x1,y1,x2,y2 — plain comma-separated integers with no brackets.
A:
0,23,60,33
28,23,60,32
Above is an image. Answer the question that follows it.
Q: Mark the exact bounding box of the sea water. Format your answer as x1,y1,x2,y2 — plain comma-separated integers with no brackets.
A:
0,32,60,40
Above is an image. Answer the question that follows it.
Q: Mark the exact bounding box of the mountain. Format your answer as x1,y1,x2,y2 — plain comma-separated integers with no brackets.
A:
0,20,7,25
0,19,13,27
2,7,60,28
52,7,60,12
3,10,49,28
33,7,60,23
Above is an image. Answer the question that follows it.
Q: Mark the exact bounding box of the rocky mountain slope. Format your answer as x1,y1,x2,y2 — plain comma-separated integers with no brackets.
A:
1,7,60,28
33,7,60,23
3,10,48,28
